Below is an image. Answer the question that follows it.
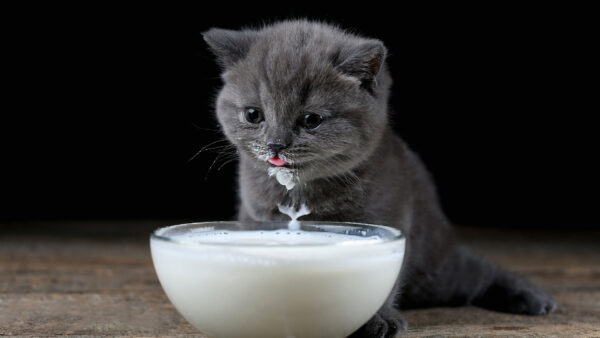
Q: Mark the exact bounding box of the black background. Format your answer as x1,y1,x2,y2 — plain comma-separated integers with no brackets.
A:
2,4,597,229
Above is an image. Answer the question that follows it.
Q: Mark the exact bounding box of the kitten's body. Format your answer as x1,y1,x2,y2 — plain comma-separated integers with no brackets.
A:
204,20,556,337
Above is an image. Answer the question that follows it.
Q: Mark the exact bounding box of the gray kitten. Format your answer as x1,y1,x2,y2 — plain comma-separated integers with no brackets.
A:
203,20,556,337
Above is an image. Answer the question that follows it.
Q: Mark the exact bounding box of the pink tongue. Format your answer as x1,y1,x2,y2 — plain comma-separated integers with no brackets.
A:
268,156,287,166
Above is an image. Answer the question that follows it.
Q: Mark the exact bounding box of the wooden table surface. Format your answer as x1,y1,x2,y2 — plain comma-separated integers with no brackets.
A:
1,222,599,337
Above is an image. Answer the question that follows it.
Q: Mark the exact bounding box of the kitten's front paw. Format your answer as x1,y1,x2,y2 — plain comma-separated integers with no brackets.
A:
474,272,557,315
347,310,407,338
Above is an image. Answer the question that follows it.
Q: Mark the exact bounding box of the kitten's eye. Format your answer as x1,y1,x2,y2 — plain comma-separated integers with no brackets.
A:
244,107,264,124
300,113,323,130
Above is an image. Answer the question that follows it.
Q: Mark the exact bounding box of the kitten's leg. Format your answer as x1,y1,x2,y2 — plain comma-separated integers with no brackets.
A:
348,283,407,338
237,205,253,222
471,263,558,315
399,245,557,315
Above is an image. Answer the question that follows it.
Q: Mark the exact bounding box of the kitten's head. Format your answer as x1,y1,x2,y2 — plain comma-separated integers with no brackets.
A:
204,20,391,184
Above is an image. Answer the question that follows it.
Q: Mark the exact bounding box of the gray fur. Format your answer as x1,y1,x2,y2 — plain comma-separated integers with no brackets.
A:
204,20,557,337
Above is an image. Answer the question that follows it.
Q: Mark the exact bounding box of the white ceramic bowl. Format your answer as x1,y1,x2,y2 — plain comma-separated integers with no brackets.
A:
150,221,405,338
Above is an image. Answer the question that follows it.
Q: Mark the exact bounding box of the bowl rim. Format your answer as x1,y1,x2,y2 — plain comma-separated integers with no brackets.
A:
150,221,405,247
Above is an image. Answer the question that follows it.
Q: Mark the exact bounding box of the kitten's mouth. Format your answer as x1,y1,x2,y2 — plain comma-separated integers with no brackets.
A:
268,155,293,169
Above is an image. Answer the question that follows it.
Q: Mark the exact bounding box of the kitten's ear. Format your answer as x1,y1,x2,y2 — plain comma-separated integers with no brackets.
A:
202,28,257,68
335,40,387,92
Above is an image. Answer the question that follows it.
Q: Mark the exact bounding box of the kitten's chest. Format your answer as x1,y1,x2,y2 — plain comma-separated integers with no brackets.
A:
241,168,367,221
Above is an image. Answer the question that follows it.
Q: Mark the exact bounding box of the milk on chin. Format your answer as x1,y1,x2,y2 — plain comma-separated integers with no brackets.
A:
151,230,405,338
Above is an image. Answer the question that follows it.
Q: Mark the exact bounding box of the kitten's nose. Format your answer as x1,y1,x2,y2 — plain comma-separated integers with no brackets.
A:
267,142,287,153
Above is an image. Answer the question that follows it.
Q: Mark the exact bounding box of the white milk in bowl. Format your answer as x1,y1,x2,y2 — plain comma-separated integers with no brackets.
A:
150,221,405,338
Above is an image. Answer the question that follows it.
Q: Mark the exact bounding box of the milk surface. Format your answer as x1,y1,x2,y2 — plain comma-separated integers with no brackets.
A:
151,229,404,338
175,229,382,246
